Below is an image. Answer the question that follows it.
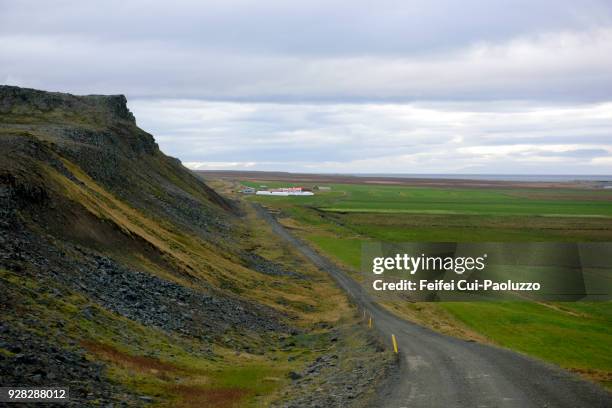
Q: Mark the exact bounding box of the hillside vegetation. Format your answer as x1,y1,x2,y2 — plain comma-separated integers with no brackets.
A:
0,86,392,407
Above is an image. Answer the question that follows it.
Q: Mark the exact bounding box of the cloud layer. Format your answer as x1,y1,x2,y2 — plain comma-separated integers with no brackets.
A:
130,99,612,174
2,0,611,173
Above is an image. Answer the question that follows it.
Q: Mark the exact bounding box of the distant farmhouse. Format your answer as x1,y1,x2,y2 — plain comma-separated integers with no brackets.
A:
254,186,314,196
313,185,331,191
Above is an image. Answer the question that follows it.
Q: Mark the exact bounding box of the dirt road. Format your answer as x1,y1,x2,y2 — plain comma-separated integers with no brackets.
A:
254,204,612,408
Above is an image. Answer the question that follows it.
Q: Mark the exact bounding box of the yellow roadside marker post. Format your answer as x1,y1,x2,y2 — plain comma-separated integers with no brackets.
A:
368,316,372,329
392,334,398,354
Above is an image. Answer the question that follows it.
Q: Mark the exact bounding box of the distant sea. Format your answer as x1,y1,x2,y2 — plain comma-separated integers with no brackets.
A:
352,174,612,182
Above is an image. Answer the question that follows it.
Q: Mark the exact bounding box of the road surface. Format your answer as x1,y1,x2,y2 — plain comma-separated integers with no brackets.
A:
254,204,612,408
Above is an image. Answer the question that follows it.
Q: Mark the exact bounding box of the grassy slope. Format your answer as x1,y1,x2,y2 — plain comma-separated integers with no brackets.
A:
439,302,612,386
1,267,294,407
3,265,365,407
2,154,379,407
56,164,374,406
244,181,612,388
1,92,388,407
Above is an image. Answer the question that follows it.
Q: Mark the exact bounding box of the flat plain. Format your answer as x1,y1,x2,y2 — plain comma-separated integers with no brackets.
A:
229,176,612,388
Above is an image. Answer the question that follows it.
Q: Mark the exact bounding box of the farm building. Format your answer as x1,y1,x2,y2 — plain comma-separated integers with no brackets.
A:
314,185,331,191
255,186,314,196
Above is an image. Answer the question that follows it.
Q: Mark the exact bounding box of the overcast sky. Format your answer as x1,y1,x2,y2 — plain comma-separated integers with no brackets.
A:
2,0,611,174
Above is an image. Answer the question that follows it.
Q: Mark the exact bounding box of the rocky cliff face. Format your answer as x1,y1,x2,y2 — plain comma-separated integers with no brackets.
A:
0,86,294,406
0,85,136,124
1,86,234,233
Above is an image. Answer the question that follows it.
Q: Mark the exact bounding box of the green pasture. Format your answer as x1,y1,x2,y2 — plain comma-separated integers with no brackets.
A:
247,181,612,244
244,180,612,386
246,181,612,218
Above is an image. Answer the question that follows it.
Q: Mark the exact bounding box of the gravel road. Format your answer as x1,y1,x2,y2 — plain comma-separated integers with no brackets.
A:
254,204,612,408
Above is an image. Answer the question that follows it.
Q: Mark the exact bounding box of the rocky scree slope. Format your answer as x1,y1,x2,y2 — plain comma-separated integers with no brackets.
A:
0,86,310,406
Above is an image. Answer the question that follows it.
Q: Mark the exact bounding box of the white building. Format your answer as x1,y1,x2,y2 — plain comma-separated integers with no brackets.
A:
256,187,314,196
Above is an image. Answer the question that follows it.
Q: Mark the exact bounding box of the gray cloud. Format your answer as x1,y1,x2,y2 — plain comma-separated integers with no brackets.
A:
2,29,612,103
1,0,611,173
2,0,611,56
537,149,610,158
129,100,612,173
2,1,612,102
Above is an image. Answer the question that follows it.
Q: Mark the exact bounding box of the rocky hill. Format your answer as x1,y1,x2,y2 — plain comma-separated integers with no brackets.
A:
0,86,391,407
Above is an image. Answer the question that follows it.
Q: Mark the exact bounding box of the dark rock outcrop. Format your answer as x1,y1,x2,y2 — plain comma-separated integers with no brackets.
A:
0,85,135,124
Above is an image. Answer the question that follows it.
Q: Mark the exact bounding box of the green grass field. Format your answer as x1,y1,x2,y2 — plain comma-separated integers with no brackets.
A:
246,181,612,218
247,181,612,243
440,302,612,385
246,180,612,387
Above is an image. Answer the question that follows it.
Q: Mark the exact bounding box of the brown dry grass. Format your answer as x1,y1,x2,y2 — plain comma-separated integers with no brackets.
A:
380,301,491,344
81,341,253,406
166,385,248,408
81,340,187,377
47,160,274,292
278,217,307,230
196,170,599,190
569,368,612,387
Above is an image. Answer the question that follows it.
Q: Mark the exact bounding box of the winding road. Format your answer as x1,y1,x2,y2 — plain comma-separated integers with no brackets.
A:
254,204,612,408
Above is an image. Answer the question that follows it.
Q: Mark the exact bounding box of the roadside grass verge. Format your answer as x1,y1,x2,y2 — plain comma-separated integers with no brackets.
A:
306,234,363,271
440,302,612,387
